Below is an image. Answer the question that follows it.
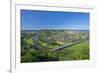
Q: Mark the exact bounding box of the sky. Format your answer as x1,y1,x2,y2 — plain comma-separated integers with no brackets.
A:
21,9,89,30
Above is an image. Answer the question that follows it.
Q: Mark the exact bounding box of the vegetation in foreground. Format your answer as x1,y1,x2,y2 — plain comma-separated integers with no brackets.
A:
21,30,89,63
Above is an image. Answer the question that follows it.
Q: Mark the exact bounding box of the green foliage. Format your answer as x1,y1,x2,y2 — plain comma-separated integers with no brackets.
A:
21,30,89,63
21,49,33,62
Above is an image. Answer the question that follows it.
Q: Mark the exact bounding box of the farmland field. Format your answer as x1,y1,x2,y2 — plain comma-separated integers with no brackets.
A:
21,30,89,62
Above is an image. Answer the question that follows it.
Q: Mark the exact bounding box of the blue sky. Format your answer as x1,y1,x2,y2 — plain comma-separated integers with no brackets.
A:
21,9,89,30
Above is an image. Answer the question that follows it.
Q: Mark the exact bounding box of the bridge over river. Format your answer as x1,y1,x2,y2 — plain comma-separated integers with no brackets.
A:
50,40,85,51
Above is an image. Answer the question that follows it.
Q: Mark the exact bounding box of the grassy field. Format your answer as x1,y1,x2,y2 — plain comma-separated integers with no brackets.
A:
58,40,89,60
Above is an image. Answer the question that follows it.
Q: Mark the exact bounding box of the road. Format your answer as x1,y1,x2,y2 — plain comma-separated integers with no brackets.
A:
50,40,84,51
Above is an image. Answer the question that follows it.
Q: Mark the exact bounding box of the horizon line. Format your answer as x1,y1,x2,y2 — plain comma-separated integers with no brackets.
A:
21,29,89,31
